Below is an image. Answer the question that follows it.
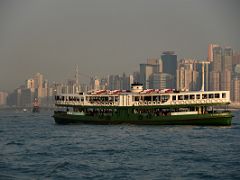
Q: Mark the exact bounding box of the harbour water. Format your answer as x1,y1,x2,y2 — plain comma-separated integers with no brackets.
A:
0,110,240,179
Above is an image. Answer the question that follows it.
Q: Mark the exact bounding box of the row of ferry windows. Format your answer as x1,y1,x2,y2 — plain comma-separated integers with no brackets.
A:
133,93,226,102
173,93,226,101
56,93,226,102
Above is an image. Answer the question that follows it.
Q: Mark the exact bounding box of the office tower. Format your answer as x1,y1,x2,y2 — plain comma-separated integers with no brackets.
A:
176,59,199,91
121,73,129,90
108,75,121,90
161,51,177,89
35,73,44,98
208,44,219,62
100,78,108,90
129,74,134,89
209,46,222,91
0,91,8,106
140,59,160,89
149,73,172,89
133,71,140,83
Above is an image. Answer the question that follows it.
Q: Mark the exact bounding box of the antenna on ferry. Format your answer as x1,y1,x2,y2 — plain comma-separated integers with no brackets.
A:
199,60,210,92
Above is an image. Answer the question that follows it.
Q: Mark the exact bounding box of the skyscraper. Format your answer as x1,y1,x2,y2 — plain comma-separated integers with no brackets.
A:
209,46,222,91
222,47,233,72
221,47,233,91
208,44,219,62
140,59,160,89
161,51,177,89
35,73,44,98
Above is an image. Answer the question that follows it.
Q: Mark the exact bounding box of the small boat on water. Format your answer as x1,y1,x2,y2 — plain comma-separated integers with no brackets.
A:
53,83,233,125
32,98,40,113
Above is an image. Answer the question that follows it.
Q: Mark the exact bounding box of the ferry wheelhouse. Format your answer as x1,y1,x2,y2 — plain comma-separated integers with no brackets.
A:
53,83,232,125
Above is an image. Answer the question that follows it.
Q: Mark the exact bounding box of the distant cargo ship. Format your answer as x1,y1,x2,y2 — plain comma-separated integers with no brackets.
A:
53,83,232,125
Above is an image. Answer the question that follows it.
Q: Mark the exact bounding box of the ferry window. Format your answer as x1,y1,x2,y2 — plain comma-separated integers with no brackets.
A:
153,96,158,101
144,96,151,101
215,93,220,98
134,96,140,101
222,93,226,98
178,95,183,100
81,97,84,101
172,95,176,100
209,94,214,98
184,95,189,100
161,95,170,102
109,97,114,102
202,94,207,99
196,94,200,99
190,95,195,100
115,96,119,101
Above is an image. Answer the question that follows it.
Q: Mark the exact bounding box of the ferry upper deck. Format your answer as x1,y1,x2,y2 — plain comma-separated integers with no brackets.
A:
55,86,230,107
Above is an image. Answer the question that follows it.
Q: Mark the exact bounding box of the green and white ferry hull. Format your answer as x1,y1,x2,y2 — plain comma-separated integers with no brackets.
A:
53,84,233,126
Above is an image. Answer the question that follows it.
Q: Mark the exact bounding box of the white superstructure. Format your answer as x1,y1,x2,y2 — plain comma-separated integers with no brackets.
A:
55,84,230,107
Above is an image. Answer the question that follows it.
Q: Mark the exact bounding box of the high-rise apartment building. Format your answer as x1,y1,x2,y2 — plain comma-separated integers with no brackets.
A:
208,44,219,62
233,52,240,65
176,59,199,91
222,47,233,72
232,78,240,103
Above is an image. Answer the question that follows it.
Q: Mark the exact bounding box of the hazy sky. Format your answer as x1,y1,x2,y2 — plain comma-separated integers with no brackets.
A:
0,0,239,91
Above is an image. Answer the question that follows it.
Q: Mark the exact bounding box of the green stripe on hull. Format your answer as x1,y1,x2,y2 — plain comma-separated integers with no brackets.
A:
53,112,232,126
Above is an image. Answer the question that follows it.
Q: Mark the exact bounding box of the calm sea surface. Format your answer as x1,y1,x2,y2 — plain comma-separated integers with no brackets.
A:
0,110,240,180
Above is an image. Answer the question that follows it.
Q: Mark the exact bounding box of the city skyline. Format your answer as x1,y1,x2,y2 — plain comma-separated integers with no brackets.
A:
1,0,240,91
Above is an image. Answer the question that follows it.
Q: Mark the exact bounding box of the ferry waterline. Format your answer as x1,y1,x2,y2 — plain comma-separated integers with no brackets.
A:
53,83,232,125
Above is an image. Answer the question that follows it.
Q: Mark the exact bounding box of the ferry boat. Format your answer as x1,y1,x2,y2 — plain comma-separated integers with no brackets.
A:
53,83,232,125
32,98,40,113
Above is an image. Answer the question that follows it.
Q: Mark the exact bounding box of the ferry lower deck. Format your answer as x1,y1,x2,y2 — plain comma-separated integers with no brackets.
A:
53,105,232,125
